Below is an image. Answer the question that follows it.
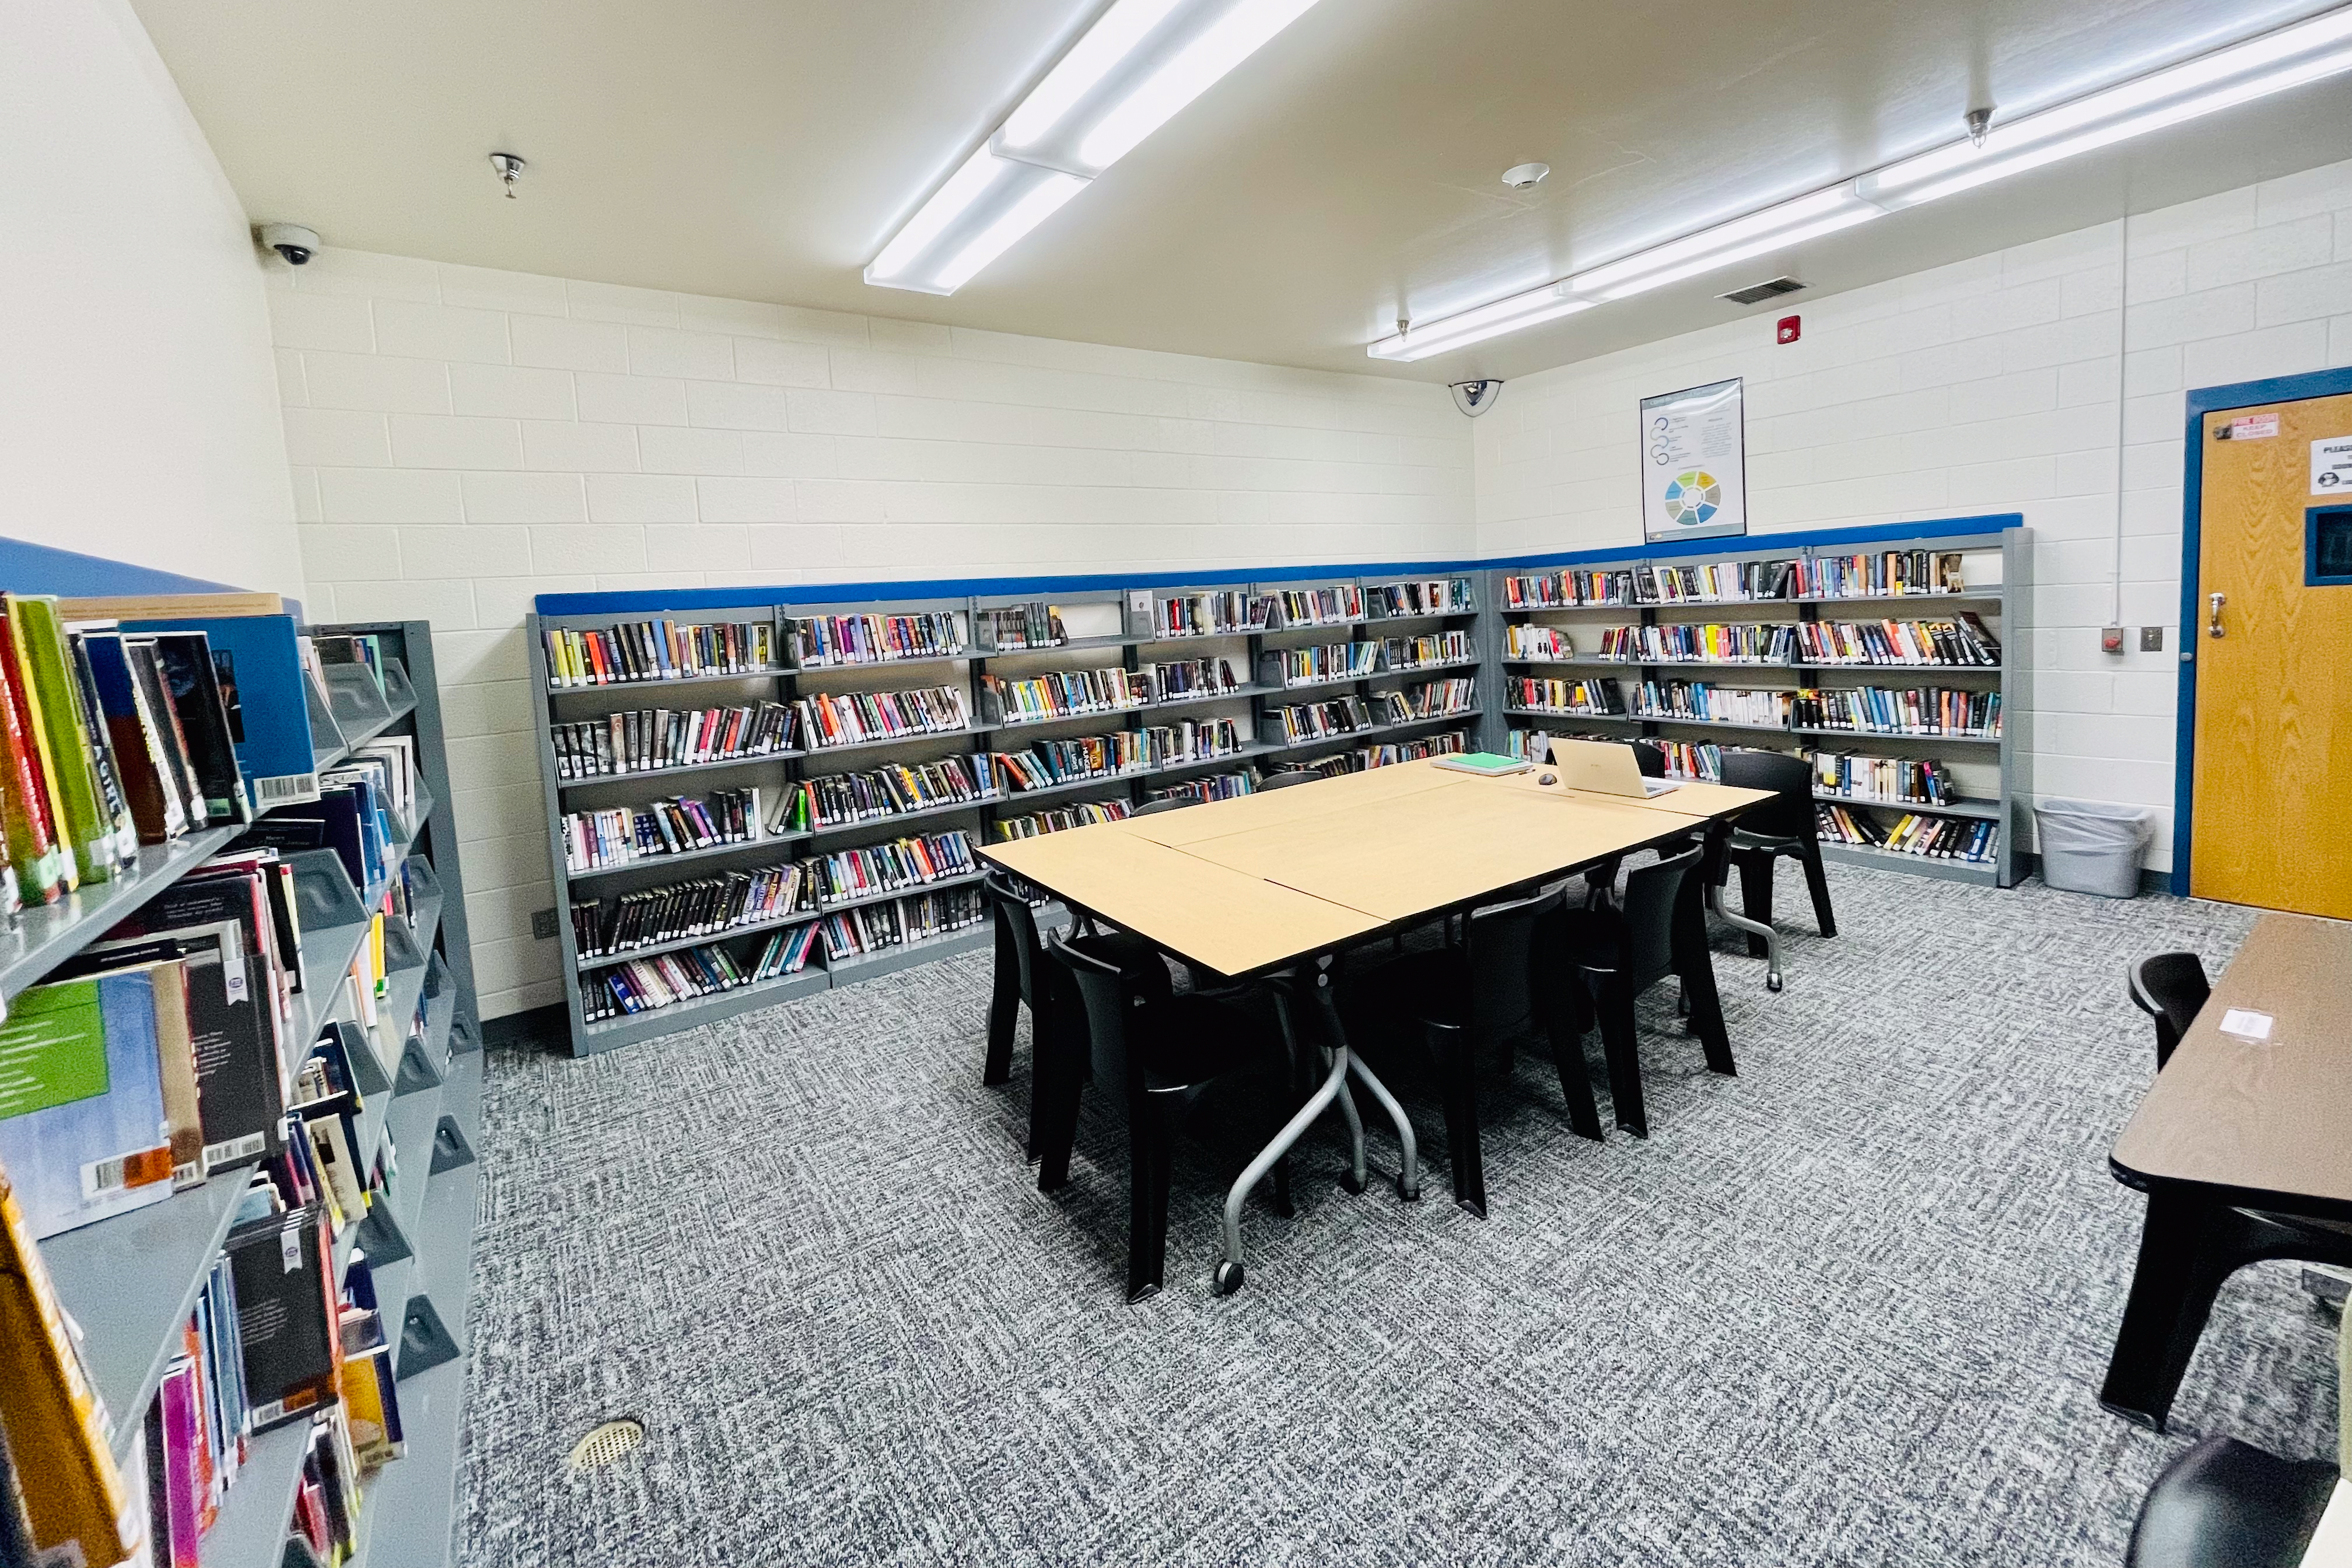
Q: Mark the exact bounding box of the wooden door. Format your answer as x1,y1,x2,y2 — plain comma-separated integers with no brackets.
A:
2190,390,2352,916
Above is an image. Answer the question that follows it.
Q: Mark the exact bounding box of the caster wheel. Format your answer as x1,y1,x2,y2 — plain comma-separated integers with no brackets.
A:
1397,1172,1420,1202
1214,1261,1245,1296
1338,1168,1366,1195
1766,974,1784,993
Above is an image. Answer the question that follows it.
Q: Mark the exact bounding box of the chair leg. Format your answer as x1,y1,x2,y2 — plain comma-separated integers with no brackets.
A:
1545,1012,1604,1142
1671,882,1736,1077
1032,993,1085,1191
2099,1192,2352,1431
1797,839,1837,938
984,919,1021,1086
1426,1023,1486,1217
1735,853,1776,958
1592,975,1647,1139
1126,1090,1179,1304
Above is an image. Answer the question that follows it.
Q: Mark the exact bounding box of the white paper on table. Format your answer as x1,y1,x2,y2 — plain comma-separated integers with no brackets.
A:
2218,1007,2275,1042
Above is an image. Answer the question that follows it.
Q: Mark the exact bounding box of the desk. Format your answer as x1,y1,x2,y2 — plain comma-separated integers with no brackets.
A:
2102,912,2352,1430
982,765,1770,1285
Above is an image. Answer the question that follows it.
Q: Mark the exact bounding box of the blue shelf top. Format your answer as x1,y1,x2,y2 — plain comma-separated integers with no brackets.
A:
534,512,2026,617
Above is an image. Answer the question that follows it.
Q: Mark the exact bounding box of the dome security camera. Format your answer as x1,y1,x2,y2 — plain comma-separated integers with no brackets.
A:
257,223,320,266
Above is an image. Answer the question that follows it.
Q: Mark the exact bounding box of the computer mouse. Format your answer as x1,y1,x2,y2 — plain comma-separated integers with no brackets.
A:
1537,772,1558,786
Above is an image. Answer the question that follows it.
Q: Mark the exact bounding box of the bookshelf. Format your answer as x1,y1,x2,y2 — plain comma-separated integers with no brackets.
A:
1489,519,2031,887
20,617,481,1568
528,572,1488,1056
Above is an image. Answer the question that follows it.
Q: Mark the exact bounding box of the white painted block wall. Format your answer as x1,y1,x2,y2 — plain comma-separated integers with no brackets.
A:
270,253,1474,1017
1476,158,2352,875
2,0,300,598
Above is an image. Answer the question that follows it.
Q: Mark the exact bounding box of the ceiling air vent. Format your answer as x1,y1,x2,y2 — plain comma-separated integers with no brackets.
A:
1720,276,1807,306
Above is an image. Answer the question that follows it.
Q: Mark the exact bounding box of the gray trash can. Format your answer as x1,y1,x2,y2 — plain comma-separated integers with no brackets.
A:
2034,799,2152,897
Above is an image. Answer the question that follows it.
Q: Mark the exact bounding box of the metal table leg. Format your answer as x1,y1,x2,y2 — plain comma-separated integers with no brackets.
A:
1216,1044,1353,1294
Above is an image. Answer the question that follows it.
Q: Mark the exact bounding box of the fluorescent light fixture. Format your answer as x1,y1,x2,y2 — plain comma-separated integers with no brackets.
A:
1861,10,2352,209
870,0,1329,294
1567,188,1882,303
1079,0,1324,170
936,173,1089,292
1367,284,1592,362
1373,4,2352,359
1001,0,1185,149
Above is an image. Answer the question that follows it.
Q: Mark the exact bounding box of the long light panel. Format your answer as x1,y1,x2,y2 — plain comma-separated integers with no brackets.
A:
867,0,1326,295
1370,5,2352,361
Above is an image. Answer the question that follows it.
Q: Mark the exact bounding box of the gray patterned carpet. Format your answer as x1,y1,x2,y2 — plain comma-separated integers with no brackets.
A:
457,865,2343,1567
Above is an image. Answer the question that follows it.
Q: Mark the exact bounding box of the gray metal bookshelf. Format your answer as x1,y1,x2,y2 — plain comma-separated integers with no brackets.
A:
527,572,1487,1056
1488,520,2031,887
28,618,482,1568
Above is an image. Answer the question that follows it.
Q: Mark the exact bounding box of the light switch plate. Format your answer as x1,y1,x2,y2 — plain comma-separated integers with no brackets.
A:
531,908,558,940
2140,626,2165,652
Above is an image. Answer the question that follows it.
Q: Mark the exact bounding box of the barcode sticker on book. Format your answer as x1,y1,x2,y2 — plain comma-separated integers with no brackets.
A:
252,771,323,807
205,1131,268,1167
82,1147,170,1198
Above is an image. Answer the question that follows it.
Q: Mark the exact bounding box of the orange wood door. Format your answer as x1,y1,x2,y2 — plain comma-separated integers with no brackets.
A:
2191,390,2352,915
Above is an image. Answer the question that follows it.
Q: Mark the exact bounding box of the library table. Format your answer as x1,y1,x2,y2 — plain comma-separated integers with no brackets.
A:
2102,911,2352,1431
980,761,1773,1293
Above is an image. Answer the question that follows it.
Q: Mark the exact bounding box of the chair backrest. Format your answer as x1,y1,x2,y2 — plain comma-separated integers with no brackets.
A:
1045,928,1176,1095
1717,747,1815,839
985,869,1048,1005
1629,740,1667,778
1132,794,1197,817
1465,887,1560,1039
1619,845,1703,991
2128,952,2210,1070
1258,769,1315,791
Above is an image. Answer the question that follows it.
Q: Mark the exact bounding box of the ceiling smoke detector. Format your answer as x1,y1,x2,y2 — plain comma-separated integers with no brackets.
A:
1500,162,1550,190
1720,276,1808,306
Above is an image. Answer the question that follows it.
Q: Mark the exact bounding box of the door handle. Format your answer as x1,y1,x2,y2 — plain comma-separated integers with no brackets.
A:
2208,591,2226,639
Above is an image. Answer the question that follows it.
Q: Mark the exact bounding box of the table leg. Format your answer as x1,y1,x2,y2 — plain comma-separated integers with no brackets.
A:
1304,958,1420,1201
1219,1045,1352,1293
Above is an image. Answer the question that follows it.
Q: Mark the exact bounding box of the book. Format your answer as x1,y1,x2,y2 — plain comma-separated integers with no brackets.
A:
0,616,65,904
120,614,320,811
64,627,141,863
100,911,288,1170
5,594,121,884
80,632,187,845
1433,751,1531,776
225,1206,339,1429
0,967,174,1238
148,632,254,825
0,1157,143,1568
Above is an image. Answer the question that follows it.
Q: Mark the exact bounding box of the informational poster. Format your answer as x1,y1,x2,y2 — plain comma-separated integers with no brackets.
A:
1640,377,1747,543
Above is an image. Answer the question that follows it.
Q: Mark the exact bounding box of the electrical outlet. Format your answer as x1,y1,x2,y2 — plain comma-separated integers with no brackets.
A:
2140,626,2165,652
531,908,558,940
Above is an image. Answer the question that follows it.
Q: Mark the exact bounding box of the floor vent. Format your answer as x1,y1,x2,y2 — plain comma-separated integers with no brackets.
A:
1720,276,1807,305
568,1418,646,1475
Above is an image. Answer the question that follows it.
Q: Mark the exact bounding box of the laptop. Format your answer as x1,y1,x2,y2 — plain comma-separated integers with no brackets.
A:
1548,738,1686,798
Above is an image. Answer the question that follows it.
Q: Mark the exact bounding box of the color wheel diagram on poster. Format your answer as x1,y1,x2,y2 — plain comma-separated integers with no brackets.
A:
1640,377,1748,543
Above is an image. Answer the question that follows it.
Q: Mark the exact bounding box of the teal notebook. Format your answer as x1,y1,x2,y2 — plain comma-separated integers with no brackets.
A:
1433,752,1532,776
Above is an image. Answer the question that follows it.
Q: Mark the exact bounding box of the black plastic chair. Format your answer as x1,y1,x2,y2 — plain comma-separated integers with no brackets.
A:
1714,748,1836,991
1628,740,1668,777
1351,888,1597,1217
2125,1436,2338,1567
1132,794,1198,818
1553,844,1731,1137
982,870,1151,1159
1258,769,1318,790
1043,930,1297,1301
2129,952,2211,1070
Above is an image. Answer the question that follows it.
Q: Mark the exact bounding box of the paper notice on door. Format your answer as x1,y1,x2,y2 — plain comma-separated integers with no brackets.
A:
2217,1007,2274,1042
2314,435,2352,495
2223,413,2278,440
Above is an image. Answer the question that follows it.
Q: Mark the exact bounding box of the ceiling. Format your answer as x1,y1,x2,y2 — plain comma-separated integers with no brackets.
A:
131,0,2352,381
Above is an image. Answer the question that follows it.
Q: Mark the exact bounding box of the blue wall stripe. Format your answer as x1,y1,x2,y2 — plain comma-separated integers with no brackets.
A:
534,512,2025,616
2172,366,2352,894
0,536,247,598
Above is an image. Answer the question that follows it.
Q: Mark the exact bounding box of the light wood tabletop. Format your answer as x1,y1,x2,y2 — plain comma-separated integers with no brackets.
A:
979,822,1386,975
2112,911,2352,1212
983,763,1765,970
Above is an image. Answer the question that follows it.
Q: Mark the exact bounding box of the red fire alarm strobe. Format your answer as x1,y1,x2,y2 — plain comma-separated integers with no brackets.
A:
1776,315,1801,344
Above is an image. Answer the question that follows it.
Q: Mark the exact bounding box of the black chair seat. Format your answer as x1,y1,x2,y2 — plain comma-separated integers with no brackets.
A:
1373,947,1472,1028
1137,994,1282,1088
2126,1436,2336,1568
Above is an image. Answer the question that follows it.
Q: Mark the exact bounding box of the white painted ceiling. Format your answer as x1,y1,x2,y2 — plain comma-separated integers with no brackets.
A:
131,0,2352,380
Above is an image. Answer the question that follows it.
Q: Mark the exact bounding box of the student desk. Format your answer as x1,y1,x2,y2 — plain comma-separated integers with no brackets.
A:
2102,912,2352,1430
980,761,1771,1287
